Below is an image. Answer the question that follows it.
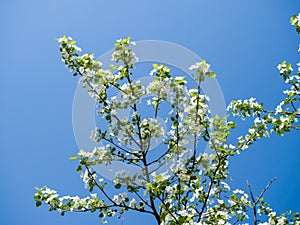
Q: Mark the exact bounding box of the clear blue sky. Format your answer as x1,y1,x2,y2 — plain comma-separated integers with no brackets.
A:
1,1,299,225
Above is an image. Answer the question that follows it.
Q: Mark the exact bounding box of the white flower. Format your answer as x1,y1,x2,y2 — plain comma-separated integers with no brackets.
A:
228,199,235,206
275,101,284,114
217,219,225,225
129,198,136,207
254,117,261,124
268,211,276,217
188,62,201,70
90,193,97,198
80,170,90,188
277,63,287,74
233,189,244,194
291,13,300,26
221,181,230,190
178,209,188,217
149,68,157,76
217,199,224,205
241,193,249,203
228,144,235,149
113,195,122,204
249,97,256,103
248,128,255,134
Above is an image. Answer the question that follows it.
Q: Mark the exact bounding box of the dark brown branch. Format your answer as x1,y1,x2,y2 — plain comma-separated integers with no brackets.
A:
84,165,155,215
197,157,225,222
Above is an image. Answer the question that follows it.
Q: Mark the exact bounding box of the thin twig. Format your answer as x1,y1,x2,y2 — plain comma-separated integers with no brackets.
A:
246,177,277,225
256,177,277,205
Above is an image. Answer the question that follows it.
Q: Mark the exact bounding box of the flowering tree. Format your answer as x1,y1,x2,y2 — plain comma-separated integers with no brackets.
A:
34,14,300,225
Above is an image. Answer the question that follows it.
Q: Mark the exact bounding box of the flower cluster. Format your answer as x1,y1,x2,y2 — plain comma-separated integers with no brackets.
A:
57,36,100,77
227,98,263,119
35,13,300,224
291,13,300,34
34,186,122,224
189,60,216,82
111,36,138,68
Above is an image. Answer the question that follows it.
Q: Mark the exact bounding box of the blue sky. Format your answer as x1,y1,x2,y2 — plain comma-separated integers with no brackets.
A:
1,1,299,225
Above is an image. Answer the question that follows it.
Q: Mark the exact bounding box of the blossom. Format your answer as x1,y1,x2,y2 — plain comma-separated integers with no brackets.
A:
291,13,300,26
111,37,138,67
221,181,230,191
275,101,284,114
233,189,244,194
35,32,300,225
129,198,136,207
189,62,203,71
277,63,287,74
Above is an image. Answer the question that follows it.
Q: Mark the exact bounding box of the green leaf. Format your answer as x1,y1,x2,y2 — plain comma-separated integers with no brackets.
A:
115,183,121,189
146,183,152,191
76,165,82,172
36,201,42,207
155,174,164,182
33,194,40,201
69,155,79,160
227,121,236,129
35,186,45,191
206,72,216,78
